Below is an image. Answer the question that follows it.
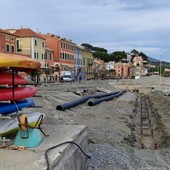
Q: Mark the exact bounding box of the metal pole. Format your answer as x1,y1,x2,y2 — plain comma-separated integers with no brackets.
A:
12,69,15,97
160,54,162,85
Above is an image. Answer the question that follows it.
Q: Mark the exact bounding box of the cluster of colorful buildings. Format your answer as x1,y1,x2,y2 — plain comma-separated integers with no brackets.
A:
0,27,153,81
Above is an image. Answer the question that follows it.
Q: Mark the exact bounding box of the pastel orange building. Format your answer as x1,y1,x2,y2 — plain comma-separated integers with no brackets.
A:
60,38,75,72
0,28,18,53
40,34,60,62
45,47,54,68
40,34,75,75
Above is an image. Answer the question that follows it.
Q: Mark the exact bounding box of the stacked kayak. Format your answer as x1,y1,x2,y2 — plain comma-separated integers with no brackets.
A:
0,52,44,135
0,85,38,101
0,98,35,115
0,53,41,71
0,72,28,85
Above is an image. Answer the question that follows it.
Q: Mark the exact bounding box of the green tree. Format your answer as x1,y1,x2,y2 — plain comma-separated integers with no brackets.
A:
139,52,148,61
45,67,54,82
81,43,93,50
81,43,108,53
92,47,107,53
131,49,139,55
30,70,42,83
109,51,127,62
93,51,110,62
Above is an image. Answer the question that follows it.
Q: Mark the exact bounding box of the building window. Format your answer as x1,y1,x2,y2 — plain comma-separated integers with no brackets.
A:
42,42,45,47
35,40,37,46
11,37,14,42
6,44,10,52
34,52,36,59
34,52,39,59
6,36,9,41
42,54,44,60
16,40,22,51
11,45,15,53
49,53,52,60
45,52,47,60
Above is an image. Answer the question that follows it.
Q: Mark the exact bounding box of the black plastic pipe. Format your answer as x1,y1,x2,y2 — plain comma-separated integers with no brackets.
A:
88,90,126,106
56,96,90,111
56,91,120,111
92,91,120,99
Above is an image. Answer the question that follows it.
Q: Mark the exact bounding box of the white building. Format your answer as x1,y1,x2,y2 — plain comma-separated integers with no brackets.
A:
106,61,115,70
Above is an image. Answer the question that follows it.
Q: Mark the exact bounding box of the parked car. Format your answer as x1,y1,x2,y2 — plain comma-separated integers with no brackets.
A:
63,75,74,82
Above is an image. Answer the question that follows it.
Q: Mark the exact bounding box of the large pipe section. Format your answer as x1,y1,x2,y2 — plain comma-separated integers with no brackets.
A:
88,90,126,106
56,91,120,111
56,96,90,111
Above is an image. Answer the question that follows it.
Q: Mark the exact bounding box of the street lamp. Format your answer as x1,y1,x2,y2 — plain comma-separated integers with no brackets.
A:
160,54,162,85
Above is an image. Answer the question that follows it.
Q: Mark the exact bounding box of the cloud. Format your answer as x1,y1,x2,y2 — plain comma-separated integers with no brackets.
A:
0,0,170,62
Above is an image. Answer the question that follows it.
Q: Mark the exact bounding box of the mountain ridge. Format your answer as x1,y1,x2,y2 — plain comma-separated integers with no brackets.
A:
148,56,160,62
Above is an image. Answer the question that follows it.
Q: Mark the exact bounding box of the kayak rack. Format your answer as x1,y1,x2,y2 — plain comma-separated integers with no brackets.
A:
0,101,11,104
29,106,43,108
0,115,11,119
33,95,42,97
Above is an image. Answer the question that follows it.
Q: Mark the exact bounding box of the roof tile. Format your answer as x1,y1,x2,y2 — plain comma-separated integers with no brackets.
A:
14,28,45,39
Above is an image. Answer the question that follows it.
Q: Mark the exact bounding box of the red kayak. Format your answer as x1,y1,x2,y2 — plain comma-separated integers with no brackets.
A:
0,72,28,85
0,87,37,101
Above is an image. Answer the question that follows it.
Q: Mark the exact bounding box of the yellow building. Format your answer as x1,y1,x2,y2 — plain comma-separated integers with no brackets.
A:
8,28,46,68
81,46,94,80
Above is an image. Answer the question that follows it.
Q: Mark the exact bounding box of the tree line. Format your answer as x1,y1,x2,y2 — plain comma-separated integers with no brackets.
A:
81,43,148,62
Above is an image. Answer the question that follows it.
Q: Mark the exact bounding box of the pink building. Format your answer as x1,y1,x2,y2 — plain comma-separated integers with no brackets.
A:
122,64,129,78
115,62,123,78
115,62,134,78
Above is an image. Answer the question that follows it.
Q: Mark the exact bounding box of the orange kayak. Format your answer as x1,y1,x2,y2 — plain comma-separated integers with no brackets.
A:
0,53,41,70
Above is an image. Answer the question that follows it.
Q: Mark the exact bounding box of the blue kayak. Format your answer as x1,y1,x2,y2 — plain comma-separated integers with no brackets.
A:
0,98,35,115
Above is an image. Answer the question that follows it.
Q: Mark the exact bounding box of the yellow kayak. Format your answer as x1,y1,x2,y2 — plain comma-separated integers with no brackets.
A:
0,53,41,70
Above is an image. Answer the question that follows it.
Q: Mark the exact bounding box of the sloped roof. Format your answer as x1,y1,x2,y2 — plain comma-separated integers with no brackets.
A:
45,47,53,52
0,28,18,36
14,28,45,40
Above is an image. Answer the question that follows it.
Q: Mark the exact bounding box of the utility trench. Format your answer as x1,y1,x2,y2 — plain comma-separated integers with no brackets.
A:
133,93,169,150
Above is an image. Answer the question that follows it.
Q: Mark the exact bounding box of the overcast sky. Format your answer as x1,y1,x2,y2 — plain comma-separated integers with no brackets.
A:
0,0,170,62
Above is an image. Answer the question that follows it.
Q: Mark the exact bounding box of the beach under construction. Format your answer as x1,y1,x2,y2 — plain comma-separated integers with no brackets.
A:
0,75,170,169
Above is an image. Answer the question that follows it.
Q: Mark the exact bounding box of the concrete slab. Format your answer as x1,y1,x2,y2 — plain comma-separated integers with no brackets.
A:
0,125,88,170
